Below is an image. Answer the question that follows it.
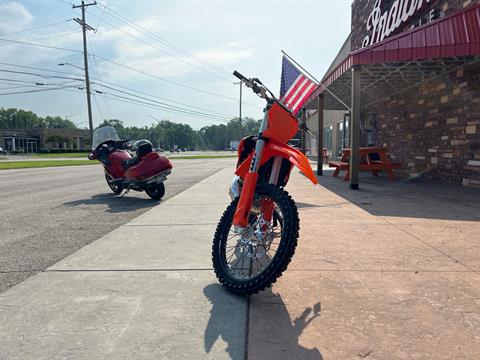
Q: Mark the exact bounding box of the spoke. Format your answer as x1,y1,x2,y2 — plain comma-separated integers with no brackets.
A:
227,233,241,240
226,244,241,262
248,255,253,277
232,247,246,273
238,247,249,276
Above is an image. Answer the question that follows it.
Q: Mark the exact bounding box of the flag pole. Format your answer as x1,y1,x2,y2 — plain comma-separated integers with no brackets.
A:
281,50,351,111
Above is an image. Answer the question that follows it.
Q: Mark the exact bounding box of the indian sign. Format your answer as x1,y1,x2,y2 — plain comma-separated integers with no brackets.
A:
362,0,437,47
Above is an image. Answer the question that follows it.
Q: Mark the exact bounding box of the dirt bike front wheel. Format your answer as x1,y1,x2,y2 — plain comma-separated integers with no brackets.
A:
212,183,299,295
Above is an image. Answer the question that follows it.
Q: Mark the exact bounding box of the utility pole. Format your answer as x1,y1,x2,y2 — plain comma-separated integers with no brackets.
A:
234,81,243,140
73,0,96,144
238,81,242,124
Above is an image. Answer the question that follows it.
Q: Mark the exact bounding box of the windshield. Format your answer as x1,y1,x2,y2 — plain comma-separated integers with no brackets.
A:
92,126,120,149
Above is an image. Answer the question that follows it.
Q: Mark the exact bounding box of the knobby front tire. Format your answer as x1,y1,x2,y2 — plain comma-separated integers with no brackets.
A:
212,184,299,295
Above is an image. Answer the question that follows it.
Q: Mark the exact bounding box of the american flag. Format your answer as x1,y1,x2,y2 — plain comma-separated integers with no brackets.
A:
280,55,318,115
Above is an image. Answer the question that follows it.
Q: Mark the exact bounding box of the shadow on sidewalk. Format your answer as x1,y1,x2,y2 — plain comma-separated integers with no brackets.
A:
311,169,480,222
249,288,323,360
63,193,157,213
203,284,246,360
204,284,323,360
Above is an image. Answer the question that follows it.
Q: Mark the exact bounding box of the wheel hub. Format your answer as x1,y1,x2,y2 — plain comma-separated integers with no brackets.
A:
237,217,274,258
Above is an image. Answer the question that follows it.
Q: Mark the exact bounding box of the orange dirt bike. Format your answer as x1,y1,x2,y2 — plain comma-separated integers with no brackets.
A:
212,71,318,295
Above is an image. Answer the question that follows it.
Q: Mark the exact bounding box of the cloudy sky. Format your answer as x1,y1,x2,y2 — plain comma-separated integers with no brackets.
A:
0,0,351,129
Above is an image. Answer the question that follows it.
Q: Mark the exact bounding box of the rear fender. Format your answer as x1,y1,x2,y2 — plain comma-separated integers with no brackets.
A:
235,140,318,185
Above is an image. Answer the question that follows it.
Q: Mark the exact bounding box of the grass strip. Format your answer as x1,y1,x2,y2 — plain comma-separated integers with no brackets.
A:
0,160,95,170
27,152,90,158
22,153,236,159
0,154,236,170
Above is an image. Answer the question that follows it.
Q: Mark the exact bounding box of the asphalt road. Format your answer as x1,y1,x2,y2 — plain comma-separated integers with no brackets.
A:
0,158,234,293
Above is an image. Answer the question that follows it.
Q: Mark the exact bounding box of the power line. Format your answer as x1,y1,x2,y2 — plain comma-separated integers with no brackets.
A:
0,20,73,37
0,78,80,87
0,78,45,85
0,38,239,102
94,86,230,120
91,78,235,118
92,92,105,120
0,31,80,48
92,54,239,101
87,33,111,118
72,0,98,140
0,84,46,91
0,38,82,53
87,12,232,82
0,69,85,82
96,2,231,78
0,62,85,77
0,62,234,118
81,84,232,120
95,92,229,123
0,85,82,96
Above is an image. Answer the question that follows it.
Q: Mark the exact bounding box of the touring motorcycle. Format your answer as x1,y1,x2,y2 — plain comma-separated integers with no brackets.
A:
88,126,172,200
212,71,318,295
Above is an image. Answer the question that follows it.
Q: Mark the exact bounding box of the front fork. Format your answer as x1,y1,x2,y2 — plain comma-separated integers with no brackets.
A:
233,140,283,228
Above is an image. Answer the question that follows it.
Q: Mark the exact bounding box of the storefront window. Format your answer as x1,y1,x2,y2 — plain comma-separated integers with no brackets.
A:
323,125,333,156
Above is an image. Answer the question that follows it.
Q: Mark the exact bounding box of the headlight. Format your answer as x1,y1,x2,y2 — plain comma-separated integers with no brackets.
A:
229,176,241,200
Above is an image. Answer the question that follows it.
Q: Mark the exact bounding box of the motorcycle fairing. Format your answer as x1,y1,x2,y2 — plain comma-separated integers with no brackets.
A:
235,139,318,185
105,150,132,178
233,140,317,227
125,152,173,180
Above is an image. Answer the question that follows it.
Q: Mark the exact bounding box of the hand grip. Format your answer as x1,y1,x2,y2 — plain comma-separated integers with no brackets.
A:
233,70,247,81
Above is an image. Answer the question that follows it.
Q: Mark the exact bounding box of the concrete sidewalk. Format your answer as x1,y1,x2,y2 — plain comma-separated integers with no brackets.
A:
248,171,480,360
1,166,479,360
0,167,246,360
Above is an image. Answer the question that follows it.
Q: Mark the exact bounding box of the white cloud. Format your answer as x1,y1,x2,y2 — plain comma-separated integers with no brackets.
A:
195,42,253,66
0,2,33,34
98,40,253,81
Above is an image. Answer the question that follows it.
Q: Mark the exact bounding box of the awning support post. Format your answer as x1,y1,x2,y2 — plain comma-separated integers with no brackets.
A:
317,94,324,176
350,65,362,190
301,109,306,154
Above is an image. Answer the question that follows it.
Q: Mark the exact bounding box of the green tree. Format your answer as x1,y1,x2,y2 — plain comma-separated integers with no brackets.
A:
44,116,77,129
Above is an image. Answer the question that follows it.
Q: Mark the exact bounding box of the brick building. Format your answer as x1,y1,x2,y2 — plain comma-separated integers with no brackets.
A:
0,128,90,153
304,0,480,188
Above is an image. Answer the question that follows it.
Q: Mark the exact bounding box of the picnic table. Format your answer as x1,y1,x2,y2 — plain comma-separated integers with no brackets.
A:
328,147,401,181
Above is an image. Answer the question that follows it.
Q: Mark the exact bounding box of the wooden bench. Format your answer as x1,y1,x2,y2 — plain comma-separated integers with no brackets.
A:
329,147,402,181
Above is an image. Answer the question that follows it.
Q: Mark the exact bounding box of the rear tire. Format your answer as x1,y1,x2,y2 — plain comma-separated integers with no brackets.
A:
212,184,299,295
145,182,165,200
105,174,123,194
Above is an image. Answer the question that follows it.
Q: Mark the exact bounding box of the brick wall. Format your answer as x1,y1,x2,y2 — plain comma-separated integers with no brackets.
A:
351,0,480,51
363,62,480,186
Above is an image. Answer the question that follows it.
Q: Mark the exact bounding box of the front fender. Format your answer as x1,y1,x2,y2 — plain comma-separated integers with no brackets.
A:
235,140,318,185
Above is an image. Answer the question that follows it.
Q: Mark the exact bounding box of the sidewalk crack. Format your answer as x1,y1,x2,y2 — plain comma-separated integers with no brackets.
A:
244,294,251,360
378,216,478,273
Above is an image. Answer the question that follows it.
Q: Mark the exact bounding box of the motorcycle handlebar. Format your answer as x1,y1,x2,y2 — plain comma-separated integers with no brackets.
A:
233,70,247,82
233,70,275,102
